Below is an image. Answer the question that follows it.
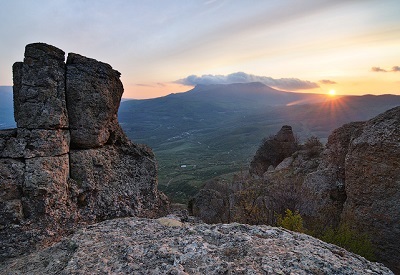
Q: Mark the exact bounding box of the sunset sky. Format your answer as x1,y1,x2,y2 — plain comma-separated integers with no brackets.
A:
0,0,399,99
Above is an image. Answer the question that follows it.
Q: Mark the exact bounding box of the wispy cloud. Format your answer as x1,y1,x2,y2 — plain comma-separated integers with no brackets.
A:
135,83,154,87
136,82,167,87
371,67,388,72
371,66,400,72
319,79,337,85
175,72,319,91
392,66,400,72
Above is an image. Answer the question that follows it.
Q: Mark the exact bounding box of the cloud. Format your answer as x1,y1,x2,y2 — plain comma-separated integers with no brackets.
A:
135,82,167,87
135,83,154,87
391,66,400,72
319,79,337,85
175,72,319,90
371,67,387,72
371,66,400,72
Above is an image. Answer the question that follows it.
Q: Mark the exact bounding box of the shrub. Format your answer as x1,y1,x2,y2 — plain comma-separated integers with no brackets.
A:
304,136,323,158
319,224,375,261
276,209,304,233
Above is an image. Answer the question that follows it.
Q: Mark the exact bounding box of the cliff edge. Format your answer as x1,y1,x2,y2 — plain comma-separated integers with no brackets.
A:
0,216,393,274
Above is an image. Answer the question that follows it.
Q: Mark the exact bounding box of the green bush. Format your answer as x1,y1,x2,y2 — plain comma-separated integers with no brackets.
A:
304,136,323,158
277,209,304,233
319,224,375,261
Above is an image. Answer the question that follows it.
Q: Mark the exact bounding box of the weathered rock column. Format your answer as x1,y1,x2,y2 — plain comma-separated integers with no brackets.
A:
1,42,169,261
12,43,71,222
0,43,72,260
66,53,165,221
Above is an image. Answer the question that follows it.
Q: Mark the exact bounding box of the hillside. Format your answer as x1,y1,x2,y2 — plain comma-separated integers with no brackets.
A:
118,83,400,202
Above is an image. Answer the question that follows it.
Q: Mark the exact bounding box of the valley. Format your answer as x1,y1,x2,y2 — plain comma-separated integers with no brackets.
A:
118,83,400,202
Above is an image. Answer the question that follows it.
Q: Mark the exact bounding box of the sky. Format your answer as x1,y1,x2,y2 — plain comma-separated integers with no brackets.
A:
0,0,399,99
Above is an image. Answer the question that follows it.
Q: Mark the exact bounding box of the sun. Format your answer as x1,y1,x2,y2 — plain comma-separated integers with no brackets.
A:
328,89,336,96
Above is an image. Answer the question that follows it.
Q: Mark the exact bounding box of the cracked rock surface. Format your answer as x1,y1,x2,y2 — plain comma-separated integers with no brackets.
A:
0,216,393,274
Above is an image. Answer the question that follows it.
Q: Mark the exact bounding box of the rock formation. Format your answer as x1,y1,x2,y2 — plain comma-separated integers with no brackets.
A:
0,43,168,261
0,216,393,274
191,106,400,273
341,107,400,273
249,125,298,176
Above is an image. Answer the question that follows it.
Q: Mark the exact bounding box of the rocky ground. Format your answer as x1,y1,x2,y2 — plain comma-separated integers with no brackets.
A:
0,216,393,274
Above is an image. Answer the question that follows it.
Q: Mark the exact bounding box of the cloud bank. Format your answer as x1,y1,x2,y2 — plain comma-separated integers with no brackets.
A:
371,66,400,72
175,72,319,90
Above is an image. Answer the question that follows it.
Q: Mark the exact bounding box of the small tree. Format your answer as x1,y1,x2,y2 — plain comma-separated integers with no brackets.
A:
276,209,304,233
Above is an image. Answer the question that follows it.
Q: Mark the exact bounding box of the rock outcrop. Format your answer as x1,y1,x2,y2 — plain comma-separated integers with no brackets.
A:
0,216,393,274
341,107,400,273
249,125,298,176
0,43,168,261
191,106,400,273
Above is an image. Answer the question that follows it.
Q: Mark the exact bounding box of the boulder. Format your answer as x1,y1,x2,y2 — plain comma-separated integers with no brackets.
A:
189,188,228,223
66,53,124,149
249,125,298,176
0,217,393,274
13,43,68,129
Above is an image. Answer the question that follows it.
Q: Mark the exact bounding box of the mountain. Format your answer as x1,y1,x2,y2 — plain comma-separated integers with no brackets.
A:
118,82,400,202
0,86,15,129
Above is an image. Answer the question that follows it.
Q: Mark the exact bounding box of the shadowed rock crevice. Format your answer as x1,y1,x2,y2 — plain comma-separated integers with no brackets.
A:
0,42,169,261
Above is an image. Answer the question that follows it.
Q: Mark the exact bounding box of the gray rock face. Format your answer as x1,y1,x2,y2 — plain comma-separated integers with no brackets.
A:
0,128,70,158
0,43,168,261
189,188,228,224
341,107,400,273
13,43,68,129
0,217,393,275
66,53,124,149
249,125,298,176
69,144,161,221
